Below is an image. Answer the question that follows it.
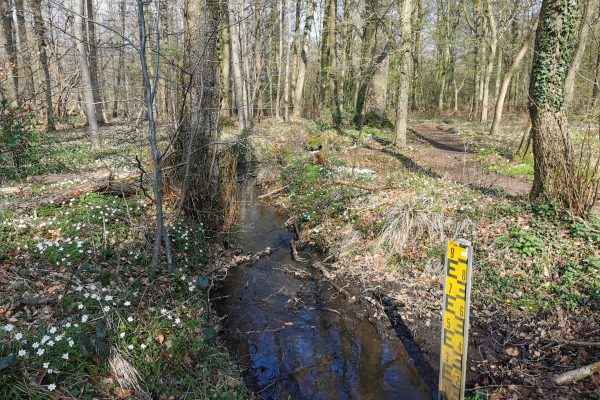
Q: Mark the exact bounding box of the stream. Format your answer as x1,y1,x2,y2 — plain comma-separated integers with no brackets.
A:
215,185,431,400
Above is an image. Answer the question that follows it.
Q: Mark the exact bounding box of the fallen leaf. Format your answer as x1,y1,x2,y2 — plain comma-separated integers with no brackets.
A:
114,387,133,398
505,346,519,357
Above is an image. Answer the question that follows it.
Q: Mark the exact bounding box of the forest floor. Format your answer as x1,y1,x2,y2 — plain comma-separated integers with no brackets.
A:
0,123,253,399
246,116,600,400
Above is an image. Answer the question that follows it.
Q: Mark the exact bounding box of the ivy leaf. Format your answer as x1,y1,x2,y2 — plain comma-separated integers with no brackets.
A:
0,355,16,373
196,275,209,290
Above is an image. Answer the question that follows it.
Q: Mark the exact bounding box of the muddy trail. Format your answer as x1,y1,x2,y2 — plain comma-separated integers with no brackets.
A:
370,123,532,196
215,184,432,400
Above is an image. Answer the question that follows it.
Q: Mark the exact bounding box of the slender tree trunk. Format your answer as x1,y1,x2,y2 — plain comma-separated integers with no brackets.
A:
15,0,34,100
564,0,598,105
1,0,18,101
113,0,125,117
86,0,106,124
411,0,423,110
228,0,248,130
220,0,231,117
320,0,341,125
283,0,292,121
593,44,600,105
490,18,538,135
529,0,582,204
75,0,99,147
480,0,497,123
292,0,314,118
31,0,55,131
275,0,283,120
395,0,413,148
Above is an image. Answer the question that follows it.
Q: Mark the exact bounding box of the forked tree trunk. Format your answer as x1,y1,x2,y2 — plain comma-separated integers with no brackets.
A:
529,0,581,204
395,0,413,148
292,0,314,118
74,0,99,147
490,18,538,135
31,0,55,131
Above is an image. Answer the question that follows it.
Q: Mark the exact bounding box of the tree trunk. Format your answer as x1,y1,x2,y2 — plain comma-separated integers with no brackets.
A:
74,0,99,147
283,0,292,121
31,0,55,131
15,0,34,100
275,0,283,120
219,1,231,117
85,0,106,124
564,0,598,105
480,0,497,123
529,0,581,204
490,18,538,135
228,0,248,130
320,0,341,126
593,44,600,105
292,0,314,118
113,0,126,117
0,0,18,101
395,0,413,148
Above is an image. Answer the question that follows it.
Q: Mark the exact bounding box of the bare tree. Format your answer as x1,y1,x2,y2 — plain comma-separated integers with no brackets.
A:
31,0,56,131
395,0,413,147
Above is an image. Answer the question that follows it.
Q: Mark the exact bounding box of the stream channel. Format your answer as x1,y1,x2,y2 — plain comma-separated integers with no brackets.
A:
215,184,432,400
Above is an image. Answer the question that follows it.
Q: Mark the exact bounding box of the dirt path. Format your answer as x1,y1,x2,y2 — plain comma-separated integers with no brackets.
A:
405,123,532,196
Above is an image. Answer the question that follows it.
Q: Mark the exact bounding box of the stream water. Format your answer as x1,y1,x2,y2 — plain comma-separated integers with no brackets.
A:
215,186,431,400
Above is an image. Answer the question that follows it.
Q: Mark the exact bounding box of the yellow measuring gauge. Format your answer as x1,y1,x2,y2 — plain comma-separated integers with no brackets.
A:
439,239,473,400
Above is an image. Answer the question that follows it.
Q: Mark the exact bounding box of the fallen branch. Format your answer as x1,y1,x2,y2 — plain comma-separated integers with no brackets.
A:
229,247,272,267
311,261,355,302
291,240,308,263
258,185,288,199
552,361,600,385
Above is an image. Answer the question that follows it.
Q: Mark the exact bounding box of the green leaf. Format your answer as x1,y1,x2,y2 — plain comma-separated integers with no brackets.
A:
0,355,16,373
196,275,209,290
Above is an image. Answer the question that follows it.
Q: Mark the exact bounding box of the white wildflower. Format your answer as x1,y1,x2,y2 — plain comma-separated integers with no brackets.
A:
81,315,88,323
48,383,56,391
17,349,26,357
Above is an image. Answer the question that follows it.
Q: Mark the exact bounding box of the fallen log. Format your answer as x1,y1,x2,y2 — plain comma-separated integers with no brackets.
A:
258,185,288,199
6,180,139,211
552,361,600,385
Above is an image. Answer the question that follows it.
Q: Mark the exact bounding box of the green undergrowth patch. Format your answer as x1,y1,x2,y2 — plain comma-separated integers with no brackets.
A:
476,148,534,181
0,188,252,399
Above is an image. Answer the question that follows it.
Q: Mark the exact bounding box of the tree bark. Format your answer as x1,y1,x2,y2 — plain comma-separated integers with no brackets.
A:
31,0,55,131
228,0,248,130
319,0,341,126
529,0,581,204
74,0,99,147
85,0,106,124
220,2,231,117
292,0,314,118
283,0,292,121
0,0,18,101
113,0,126,117
480,0,497,123
15,0,34,100
564,0,598,105
395,0,413,148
